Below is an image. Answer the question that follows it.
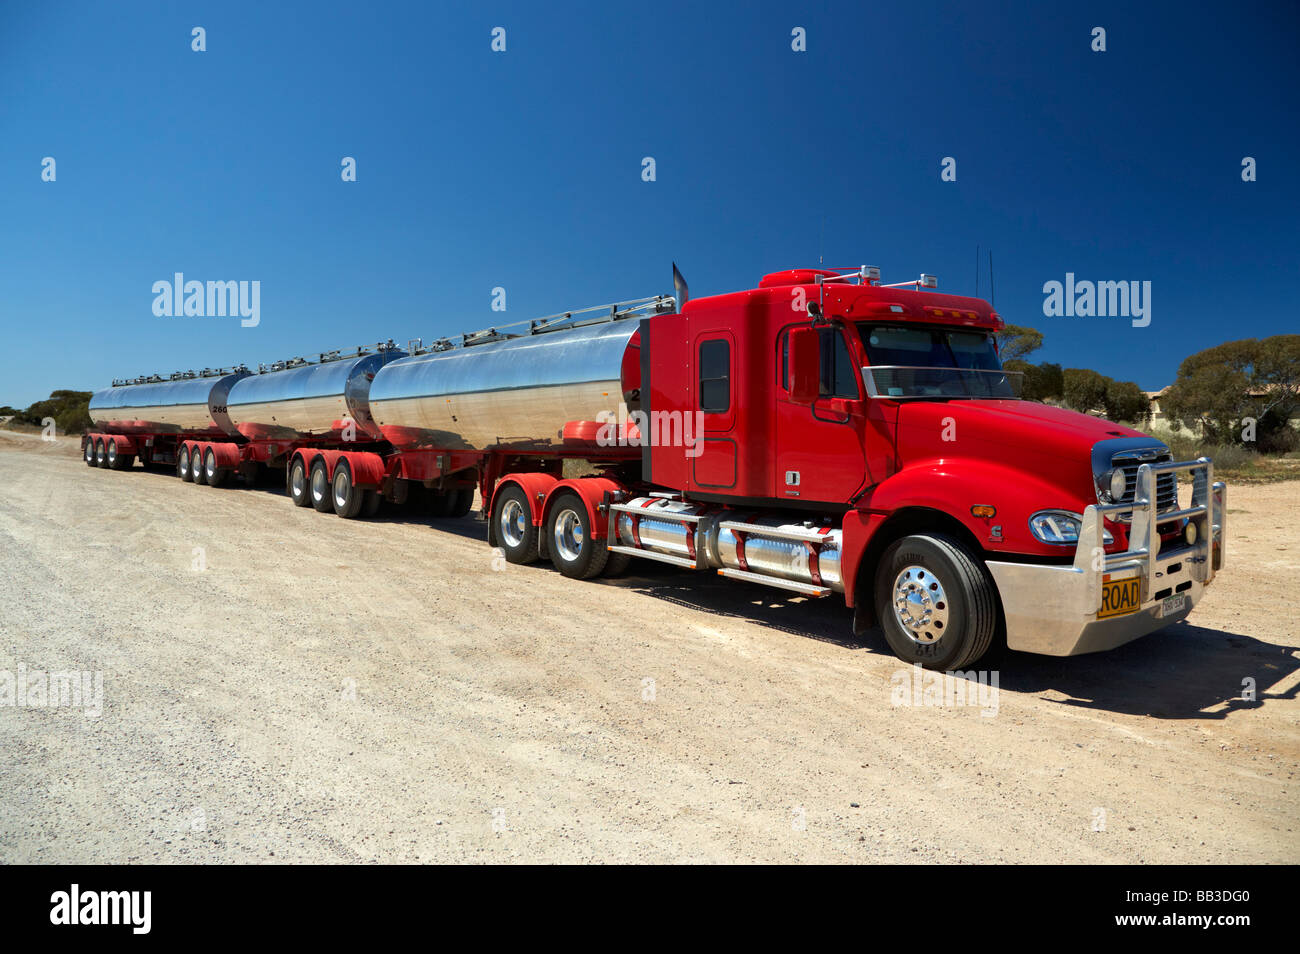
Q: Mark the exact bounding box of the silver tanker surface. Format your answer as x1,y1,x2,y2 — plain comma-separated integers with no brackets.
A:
225,350,406,441
89,372,248,436
369,321,637,450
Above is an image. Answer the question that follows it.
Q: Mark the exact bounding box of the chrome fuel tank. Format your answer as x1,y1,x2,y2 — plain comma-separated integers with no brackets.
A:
225,350,406,441
89,372,248,436
369,321,636,450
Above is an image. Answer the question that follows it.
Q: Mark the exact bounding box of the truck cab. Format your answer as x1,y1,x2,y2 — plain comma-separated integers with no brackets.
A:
625,266,1225,670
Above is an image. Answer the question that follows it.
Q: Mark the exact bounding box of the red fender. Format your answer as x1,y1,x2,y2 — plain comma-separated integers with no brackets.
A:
490,472,559,528
103,434,141,455
336,450,387,488
543,476,626,539
209,442,242,469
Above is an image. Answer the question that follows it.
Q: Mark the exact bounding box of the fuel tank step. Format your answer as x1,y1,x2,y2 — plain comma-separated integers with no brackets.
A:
716,567,832,597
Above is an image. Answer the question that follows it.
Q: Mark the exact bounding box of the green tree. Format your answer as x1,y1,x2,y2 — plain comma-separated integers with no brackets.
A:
14,390,92,434
1004,360,1063,403
1103,379,1150,425
994,324,1044,362
1162,335,1300,445
1062,368,1110,414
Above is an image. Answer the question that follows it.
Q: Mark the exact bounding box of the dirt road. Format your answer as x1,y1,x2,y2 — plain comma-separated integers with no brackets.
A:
1,430,1296,863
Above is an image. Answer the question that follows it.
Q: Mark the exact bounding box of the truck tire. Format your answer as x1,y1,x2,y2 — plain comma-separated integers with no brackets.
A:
602,549,633,577
362,489,382,517
874,533,997,671
331,460,365,518
309,458,333,512
177,445,193,481
546,492,608,580
95,438,108,468
204,448,229,487
108,440,134,471
288,457,311,507
493,485,539,564
426,490,454,517
84,439,96,467
448,487,475,518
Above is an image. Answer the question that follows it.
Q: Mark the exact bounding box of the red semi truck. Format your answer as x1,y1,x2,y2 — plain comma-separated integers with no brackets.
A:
85,266,1226,670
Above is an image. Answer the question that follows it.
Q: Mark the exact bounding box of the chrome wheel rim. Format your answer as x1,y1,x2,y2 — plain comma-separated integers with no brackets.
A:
206,453,216,479
892,565,949,644
500,499,526,549
552,508,584,563
291,463,306,498
85,442,94,463
179,449,189,477
333,469,350,509
96,441,105,463
107,442,117,465
311,466,327,503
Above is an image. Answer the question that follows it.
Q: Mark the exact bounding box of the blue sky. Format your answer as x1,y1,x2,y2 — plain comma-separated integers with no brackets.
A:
1,0,1296,406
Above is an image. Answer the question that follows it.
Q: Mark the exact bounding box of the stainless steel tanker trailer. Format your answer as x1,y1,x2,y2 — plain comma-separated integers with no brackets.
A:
83,296,669,520
86,368,249,469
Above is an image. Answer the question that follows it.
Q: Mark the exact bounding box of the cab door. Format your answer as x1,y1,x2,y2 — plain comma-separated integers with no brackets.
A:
774,325,867,507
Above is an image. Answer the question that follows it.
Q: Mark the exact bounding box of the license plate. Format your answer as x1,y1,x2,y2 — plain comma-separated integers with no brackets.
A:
1099,577,1141,619
1160,593,1188,618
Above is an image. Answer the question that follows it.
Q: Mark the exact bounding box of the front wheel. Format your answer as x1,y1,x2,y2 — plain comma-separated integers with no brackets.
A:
874,533,998,671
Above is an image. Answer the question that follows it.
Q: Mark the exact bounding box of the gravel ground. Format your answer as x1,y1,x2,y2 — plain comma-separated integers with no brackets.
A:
0,430,1296,863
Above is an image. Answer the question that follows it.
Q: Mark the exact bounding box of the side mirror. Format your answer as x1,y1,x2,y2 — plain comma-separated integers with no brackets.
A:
788,327,819,405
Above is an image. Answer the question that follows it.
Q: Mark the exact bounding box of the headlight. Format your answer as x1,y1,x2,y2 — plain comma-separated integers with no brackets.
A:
1029,510,1114,546
1107,468,1128,501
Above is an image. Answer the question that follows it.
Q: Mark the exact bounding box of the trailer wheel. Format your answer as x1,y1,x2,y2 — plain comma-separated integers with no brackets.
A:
84,439,97,467
331,460,365,518
362,490,382,518
107,440,133,471
309,458,333,512
204,448,229,487
425,490,454,517
448,487,475,518
288,457,312,507
874,533,998,671
95,438,108,468
178,445,193,482
493,485,539,564
546,492,608,580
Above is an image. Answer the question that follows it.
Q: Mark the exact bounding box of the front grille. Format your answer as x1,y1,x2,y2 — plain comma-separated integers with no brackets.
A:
1112,450,1178,519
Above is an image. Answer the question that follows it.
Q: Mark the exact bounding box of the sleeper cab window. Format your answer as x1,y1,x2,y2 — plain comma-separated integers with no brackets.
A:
698,338,730,413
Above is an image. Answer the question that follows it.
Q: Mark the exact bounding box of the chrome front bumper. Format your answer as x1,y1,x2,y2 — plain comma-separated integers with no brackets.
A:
986,458,1226,656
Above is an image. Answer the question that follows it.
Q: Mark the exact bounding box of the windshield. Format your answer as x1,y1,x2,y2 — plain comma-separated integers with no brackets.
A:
856,324,1021,399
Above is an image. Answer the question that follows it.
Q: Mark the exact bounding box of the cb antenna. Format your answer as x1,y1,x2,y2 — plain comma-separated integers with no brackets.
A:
988,250,996,307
